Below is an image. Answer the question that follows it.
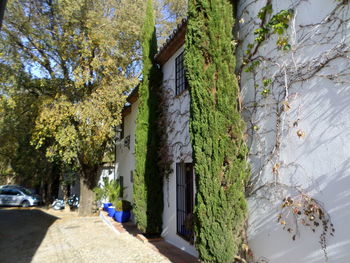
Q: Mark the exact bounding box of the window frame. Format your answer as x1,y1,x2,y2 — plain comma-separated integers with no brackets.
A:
175,52,188,96
176,162,194,243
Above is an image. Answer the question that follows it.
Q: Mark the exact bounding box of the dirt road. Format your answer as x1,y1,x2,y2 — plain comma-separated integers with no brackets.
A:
0,208,170,263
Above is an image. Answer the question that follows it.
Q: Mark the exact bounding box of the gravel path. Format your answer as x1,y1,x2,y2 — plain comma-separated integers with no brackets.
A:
0,208,171,263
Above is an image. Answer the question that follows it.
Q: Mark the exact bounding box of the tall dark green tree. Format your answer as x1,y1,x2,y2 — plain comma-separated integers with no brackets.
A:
185,0,250,262
134,0,163,234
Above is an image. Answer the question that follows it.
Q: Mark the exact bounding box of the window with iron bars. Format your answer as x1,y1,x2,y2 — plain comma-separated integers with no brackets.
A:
176,162,194,243
175,52,188,96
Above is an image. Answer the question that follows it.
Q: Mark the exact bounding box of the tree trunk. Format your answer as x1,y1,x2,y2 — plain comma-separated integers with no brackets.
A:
79,178,94,216
42,173,53,205
63,183,70,212
78,165,99,216
42,166,60,205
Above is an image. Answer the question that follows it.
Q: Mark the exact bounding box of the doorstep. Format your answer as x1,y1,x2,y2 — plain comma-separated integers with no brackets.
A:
99,210,198,263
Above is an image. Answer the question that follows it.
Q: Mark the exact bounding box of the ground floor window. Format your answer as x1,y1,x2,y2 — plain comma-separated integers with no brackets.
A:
176,162,194,243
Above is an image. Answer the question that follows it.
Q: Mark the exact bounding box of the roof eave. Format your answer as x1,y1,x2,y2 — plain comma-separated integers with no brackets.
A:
154,18,187,66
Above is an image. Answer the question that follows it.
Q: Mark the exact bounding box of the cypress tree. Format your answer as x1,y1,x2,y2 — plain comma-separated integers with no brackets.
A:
185,0,250,262
134,0,163,234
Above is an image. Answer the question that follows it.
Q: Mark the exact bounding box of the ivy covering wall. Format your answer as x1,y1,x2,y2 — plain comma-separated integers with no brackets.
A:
185,0,250,262
134,0,163,234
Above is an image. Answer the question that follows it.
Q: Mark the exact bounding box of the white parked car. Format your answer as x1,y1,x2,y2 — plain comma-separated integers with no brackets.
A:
0,186,41,207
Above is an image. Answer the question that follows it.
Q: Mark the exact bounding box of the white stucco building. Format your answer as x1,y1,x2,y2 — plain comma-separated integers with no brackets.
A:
112,1,350,261
236,1,350,262
113,20,197,257
114,91,139,205
155,21,197,257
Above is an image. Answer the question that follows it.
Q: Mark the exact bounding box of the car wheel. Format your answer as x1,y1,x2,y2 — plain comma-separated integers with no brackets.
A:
21,200,30,207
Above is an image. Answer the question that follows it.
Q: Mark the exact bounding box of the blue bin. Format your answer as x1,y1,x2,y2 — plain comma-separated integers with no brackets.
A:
103,202,112,211
114,210,131,223
107,206,116,217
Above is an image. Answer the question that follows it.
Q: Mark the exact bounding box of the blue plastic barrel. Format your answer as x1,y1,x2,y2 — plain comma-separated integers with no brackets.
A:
114,210,131,223
103,202,112,211
107,206,116,217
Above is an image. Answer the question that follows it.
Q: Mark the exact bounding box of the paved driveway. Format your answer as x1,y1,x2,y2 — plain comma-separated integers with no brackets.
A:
0,208,170,263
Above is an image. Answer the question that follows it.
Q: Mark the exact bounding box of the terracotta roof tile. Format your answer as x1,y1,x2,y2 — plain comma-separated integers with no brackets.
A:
154,18,187,65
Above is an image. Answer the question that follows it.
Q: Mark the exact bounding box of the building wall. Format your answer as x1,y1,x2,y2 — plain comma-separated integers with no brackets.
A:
111,46,197,256
161,46,198,257
115,100,139,204
109,2,350,260
237,1,350,262
98,103,137,205
96,165,115,203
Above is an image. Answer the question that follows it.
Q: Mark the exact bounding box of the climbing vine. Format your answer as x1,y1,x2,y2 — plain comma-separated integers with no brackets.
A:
235,0,349,261
243,2,294,73
156,80,175,209
278,192,335,260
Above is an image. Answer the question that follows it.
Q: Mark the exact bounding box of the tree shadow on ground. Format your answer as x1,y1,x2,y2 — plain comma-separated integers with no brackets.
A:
0,208,59,263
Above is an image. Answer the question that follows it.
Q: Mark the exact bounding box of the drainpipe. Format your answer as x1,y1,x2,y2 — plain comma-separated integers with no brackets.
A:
0,0,7,30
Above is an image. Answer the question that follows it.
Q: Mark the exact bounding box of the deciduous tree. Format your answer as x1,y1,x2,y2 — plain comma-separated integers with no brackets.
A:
0,0,144,215
155,0,188,44
0,70,59,200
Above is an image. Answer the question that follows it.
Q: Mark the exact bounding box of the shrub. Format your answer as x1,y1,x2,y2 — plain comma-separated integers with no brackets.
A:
94,177,122,205
114,199,133,212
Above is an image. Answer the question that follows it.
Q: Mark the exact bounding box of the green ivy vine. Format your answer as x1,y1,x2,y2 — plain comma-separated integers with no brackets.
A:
243,4,294,73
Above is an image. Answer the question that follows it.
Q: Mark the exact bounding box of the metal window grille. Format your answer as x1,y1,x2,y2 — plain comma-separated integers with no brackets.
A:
175,52,188,96
176,162,194,242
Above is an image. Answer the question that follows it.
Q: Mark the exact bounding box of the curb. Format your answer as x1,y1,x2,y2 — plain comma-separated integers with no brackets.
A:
99,211,121,235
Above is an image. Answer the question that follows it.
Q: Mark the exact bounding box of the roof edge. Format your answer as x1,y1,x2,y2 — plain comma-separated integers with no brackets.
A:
155,18,187,65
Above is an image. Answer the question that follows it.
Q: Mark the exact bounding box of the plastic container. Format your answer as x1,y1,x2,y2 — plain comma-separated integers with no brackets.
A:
107,206,116,217
103,202,112,211
114,210,131,223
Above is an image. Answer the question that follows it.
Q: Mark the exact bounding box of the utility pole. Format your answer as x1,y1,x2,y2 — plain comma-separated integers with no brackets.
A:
0,0,8,30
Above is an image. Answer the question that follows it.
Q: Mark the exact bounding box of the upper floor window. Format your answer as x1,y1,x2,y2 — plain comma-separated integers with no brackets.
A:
175,52,188,96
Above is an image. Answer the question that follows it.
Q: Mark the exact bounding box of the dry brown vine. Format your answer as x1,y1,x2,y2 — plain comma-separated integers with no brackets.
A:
236,0,349,261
